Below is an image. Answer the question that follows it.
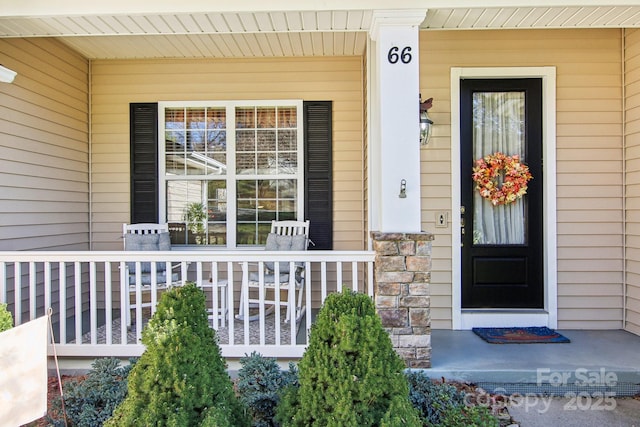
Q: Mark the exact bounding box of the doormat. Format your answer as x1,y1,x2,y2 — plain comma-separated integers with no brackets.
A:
472,327,570,344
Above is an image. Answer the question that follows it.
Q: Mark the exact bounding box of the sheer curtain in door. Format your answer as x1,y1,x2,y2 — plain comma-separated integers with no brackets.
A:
472,92,527,245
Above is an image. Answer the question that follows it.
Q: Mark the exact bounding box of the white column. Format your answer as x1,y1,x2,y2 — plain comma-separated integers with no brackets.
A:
369,10,425,233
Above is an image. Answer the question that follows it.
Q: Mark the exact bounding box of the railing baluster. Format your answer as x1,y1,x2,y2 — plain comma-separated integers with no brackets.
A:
135,261,143,343
351,261,358,292
304,261,312,342
119,261,127,345
336,261,343,293
59,262,66,344
14,262,21,325
273,262,280,345
0,262,5,304
75,262,83,344
228,261,236,346
90,261,97,345
320,261,327,301
29,261,36,321
105,262,112,345
44,262,51,320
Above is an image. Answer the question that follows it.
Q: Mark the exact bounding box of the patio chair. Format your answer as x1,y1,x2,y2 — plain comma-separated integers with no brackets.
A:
236,220,310,324
122,223,183,328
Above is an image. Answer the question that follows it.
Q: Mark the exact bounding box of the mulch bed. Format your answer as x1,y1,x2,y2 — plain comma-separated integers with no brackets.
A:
28,375,517,426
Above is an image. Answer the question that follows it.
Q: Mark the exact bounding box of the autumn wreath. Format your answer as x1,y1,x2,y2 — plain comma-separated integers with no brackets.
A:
472,152,532,206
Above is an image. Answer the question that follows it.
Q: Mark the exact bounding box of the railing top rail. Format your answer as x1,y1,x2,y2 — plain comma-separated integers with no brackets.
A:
0,250,375,263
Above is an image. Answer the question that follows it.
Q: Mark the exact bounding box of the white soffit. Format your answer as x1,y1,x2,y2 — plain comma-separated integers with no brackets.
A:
1,6,640,59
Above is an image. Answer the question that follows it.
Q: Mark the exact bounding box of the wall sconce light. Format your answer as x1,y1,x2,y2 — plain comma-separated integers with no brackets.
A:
0,65,17,83
399,179,407,198
420,95,433,146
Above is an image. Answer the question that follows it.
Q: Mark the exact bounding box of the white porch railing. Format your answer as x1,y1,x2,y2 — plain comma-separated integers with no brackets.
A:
0,251,375,359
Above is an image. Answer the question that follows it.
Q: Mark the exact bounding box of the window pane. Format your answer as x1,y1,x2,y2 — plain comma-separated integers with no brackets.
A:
257,107,276,128
166,180,206,244
237,179,297,241
207,181,227,245
278,107,297,128
162,107,227,177
236,107,255,128
278,129,296,151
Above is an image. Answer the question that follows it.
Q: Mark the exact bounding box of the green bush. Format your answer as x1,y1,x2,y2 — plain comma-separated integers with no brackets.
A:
105,283,249,427
237,352,298,427
406,371,499,427
276,290,421,426
49,358,135,427
406,371,465,425
438,404,499,427
0,303,13,332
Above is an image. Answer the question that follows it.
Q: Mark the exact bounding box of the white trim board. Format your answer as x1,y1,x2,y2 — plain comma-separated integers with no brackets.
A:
450,67,558,330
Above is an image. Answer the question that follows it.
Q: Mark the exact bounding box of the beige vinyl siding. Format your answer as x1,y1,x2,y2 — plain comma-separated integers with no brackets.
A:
625,28,640,335
420,29,624,329
90,56,365,250
0,38,89,250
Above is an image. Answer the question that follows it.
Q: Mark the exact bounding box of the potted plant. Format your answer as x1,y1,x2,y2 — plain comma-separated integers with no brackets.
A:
183,202,208,244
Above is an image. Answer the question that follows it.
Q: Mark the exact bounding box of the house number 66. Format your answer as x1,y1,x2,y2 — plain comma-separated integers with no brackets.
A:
387,46,412,64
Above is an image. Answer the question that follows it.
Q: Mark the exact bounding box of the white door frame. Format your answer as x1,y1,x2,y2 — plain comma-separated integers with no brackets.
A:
450,67,558,330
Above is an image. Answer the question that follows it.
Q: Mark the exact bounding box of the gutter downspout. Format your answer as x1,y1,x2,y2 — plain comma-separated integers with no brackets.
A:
622,29,627,330
88,60,93,250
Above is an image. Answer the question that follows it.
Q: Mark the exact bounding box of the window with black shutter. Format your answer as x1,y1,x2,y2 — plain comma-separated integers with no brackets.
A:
129,100,333,249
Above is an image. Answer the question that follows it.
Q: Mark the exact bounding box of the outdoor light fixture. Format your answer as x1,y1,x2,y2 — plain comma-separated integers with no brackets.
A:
399,179,407,198
0,65,17,83
420,96,433,146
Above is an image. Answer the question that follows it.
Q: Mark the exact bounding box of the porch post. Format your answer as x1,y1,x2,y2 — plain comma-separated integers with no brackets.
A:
371,231,434,368
369,9,425,233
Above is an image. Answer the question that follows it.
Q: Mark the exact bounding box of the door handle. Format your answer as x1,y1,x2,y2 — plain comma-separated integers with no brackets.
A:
460,206,465,246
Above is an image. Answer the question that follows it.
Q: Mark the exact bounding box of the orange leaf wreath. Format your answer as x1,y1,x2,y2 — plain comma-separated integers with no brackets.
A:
472,152,532,206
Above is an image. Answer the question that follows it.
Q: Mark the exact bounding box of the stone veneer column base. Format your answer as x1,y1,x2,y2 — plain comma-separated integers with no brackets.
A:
371,231,434,368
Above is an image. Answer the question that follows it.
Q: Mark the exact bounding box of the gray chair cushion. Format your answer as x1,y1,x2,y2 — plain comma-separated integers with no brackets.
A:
128,271,180,287
125,232,171,274
264,233,307,273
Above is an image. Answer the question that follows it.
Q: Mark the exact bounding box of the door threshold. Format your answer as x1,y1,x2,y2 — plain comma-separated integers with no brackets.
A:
458,310,551,330
462,309,548,314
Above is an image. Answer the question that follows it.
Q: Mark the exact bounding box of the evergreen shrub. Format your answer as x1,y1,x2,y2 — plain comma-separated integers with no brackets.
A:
49,357,134,427
406,371,499,427
276,290,421,426
0,303,13,332
105,283,249,426
406,371,465,425
237,352,298,426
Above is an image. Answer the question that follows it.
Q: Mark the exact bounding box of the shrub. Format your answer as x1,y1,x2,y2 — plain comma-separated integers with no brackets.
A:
438,404,499,427
105,283,249,426
406,371,465,425
237,352,298,427
406,371,500,427
276,290,421,426
0,303,13,332
49,358,135,427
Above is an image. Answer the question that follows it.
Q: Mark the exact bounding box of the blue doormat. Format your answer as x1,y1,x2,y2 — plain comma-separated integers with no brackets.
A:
472,327,570,344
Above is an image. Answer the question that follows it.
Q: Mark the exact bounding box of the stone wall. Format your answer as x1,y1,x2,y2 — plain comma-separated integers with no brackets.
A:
371,231,434,368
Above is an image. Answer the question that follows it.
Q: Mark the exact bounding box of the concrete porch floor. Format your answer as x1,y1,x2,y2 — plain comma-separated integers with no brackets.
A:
426,329,640,396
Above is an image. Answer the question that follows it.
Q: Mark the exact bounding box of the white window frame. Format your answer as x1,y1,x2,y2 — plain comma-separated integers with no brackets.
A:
158,100,305,248
450,67,558,329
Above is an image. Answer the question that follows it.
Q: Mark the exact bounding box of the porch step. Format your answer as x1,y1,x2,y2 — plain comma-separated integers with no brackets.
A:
425,329,640,397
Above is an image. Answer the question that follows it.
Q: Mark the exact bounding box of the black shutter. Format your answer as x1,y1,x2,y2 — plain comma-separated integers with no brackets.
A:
304,101,333,250
129,103,159,224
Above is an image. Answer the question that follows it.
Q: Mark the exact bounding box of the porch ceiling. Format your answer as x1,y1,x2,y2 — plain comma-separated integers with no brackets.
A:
1,6,640,59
